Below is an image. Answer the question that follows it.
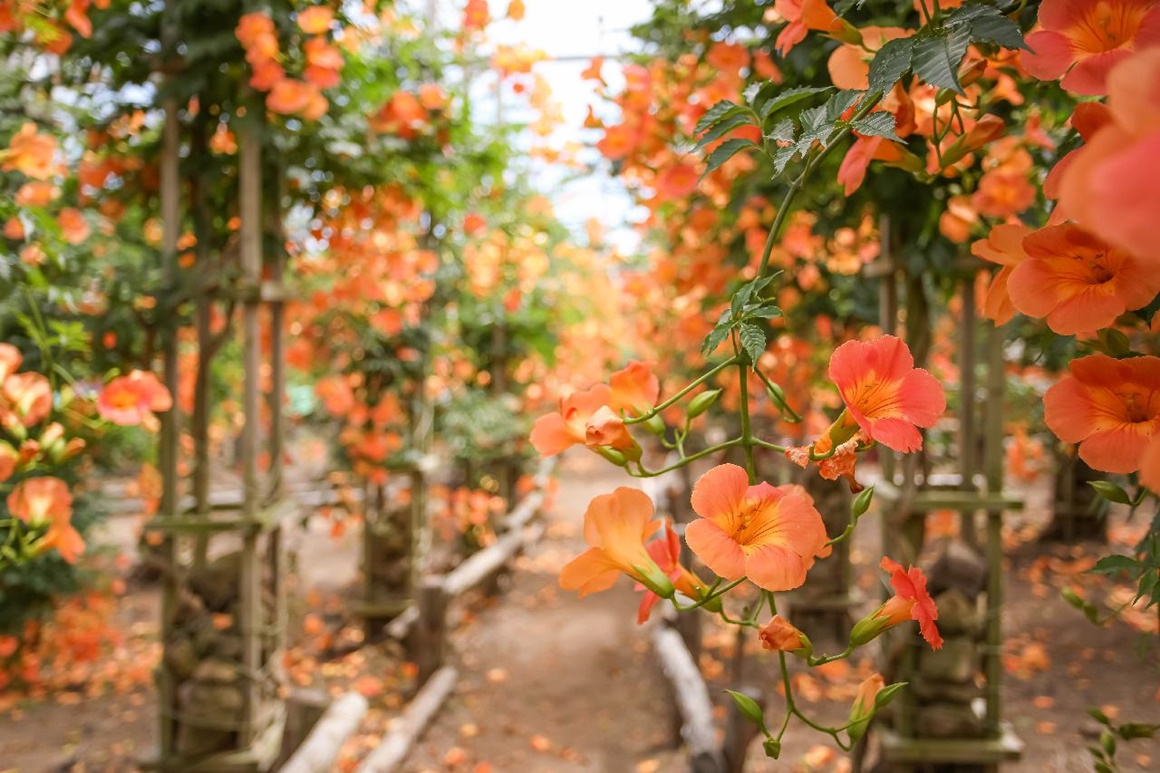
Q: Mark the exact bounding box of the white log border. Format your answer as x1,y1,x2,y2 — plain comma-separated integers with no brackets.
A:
353,666,459,773
279,692,369,773
651,623,727,773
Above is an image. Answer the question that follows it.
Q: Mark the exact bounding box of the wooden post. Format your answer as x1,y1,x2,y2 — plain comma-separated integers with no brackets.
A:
157,94,181,758
652,623,726,773
412,577,449,687
280,692,368,773
960,275,979,547
983,324,1005,734
238,114,263,748
354,666,458,773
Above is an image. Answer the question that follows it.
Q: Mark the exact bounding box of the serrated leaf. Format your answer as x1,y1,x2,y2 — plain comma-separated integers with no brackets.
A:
767,118,795,143
696,111,755,148
1090,555,1139,575
748,305,782,319
1119,723,1160,740
739,322,766,364
694,100,743,136
969,13,1026,50
852,111,902,141
772,145,798,176
702,138,755,177
826,90,863,122
912,25,971,93
868,36,915,92
834,0,866,14
701,311,735,357
758,85,831,122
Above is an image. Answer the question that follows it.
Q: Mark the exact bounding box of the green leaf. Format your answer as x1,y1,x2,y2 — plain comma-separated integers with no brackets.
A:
1088,481,1132,505
725,689,766,726
1118,723,1160,740
701,310,735,357
868,36,915,92
702,138,755,177
772,145,798,176
1088,707,1112,725
826,90,863,122
767,118,796,143
732,274,775,313
912,25,971,93
739,322,766,364
1090,555,1139,576
694,100,743,136
748,304,782,319
696,111,755,148
944,4,1026,50
875,682,906,709
852,112,902,141
758,85,832,122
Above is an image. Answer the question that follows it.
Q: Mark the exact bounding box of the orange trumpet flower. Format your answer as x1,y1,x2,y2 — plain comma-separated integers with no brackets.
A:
684,464,828,592
828,335,945,453
559,487,675,600
7,477,84,564
851,557,942,650
530,384,636,457
1044,353,1160,473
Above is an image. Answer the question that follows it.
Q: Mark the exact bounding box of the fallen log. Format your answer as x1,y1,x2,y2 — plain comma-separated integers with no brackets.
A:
354,666,459,773
279,692,368,773
651,623,727,773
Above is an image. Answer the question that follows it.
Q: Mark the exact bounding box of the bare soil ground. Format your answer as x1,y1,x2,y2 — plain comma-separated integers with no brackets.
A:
1,451,1158,773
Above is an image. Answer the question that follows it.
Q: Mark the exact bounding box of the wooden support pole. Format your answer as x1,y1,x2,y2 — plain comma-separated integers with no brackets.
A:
983,324,1005,733
960,275,979,547
355,666,458,773
238,114,263,748
651,623,726,773
279,693,368,773
413,578,449,686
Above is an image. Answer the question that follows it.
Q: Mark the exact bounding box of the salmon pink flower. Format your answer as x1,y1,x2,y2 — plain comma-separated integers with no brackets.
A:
1021,0,1160,95
1003,224,1160,334
0,343,21,383
1,371,52,427
851,557,942,650
98,370,172,427
0,122,60,180
1044,353,1160,473
635,520,712,624
772,0,852,56
828,335,945,453
1059,49,1160,262
559,487,675,600
0,442,16,482
684,464,828,592
7,477,84,564
530,384,636,457
609,361,659,417
971,223,1032,325
758,614,813,658
296,5,334,34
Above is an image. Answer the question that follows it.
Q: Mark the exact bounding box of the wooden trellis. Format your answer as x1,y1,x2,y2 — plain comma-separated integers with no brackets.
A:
144,109,292,772
865,245,1024,769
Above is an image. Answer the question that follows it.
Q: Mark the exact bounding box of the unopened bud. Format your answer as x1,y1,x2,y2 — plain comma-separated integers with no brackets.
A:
686,389,721,420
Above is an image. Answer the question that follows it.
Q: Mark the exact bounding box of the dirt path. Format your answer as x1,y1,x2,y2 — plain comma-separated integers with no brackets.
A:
403,452,682,773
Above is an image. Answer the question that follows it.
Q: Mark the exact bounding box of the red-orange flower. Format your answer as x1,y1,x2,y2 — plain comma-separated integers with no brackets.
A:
1,122,59,180
852,557,942,650
773,0,846,56
636,520,710,624
559,487,674,599
684,464,828,592
7,477,84,563
0,442,17,482
530,384,635,456
828,335,945,453
1044,353,1160,473
1022,0,1160,95
297,6,334,34
97,370,173,426
1003,224,1160,334
1140,433,1160,491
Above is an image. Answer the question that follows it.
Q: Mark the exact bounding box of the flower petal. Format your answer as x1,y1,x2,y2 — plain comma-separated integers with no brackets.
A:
685,518,747,580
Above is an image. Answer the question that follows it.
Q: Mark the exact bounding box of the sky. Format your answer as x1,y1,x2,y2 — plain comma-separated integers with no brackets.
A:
443,0,658,250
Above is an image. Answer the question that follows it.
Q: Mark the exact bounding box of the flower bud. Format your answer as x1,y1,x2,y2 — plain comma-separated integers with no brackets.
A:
686,389,721,420
850,596,914,646
758,614,813,659
847,674,885,743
